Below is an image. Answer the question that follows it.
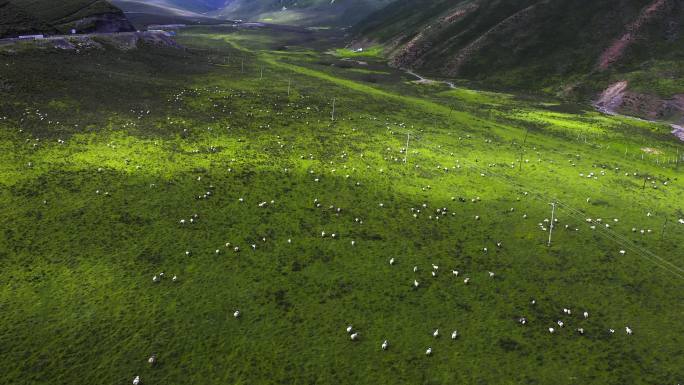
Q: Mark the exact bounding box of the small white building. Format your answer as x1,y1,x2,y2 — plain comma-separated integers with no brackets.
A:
18,34,44,40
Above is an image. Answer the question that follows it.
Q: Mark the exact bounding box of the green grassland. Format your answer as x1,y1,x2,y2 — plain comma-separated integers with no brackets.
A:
0,26,683,385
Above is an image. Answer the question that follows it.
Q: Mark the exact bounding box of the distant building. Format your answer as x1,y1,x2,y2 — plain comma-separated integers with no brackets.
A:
18,34,44,40
70,29,77,34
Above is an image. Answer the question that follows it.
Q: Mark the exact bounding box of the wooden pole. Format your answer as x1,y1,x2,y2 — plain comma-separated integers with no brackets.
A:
519,128,529,172
548,202,556,247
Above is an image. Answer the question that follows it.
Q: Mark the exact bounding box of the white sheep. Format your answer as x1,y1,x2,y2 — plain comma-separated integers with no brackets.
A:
233,310,240,318
433,329,439,338
389,258,395,265
451,330,458,339
152,275,159,283
133,376,141,385
583,311,589,319
625,326,633,335
346,325,353,333
413,280,420,288
425,347,432,356
381,340,388,350
350,332,359,341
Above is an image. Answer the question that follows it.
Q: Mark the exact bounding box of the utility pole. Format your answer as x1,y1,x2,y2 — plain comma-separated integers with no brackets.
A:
241,57,244,73
519,128,529,172
405,132,411,165
287,78,291,96
260,66,263,79
331,98,336,121
548,202,556,247
677,148,680,168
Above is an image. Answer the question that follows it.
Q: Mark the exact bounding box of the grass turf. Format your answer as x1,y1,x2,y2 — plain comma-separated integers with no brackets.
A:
0,26,683,385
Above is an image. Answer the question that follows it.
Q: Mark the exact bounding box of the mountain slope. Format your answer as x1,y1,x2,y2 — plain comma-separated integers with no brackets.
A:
114,0,395,26
110,0,226,27
0,0,135,37
210,0,395,25
355,0,684,122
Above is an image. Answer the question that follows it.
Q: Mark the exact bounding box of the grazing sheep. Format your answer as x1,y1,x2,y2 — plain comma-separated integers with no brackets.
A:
133,376,141,385
389,258,395,266
463,277,470,284
452,270,459,276
451,330,458,339
519,317,527,325
425,347,432,356
148,355,157,365
350,333,359,341
172,275,178,282
583,311,589,319
413,280,420,288
152,275,159,283
548,327,555,333
625,326,633,335
413,266,419,273
381,340,388,350
233,310,240,318
433,329,439,338
488,272,495,278
346,325,353,334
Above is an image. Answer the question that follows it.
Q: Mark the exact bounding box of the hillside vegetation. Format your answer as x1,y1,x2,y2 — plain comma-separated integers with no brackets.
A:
354,0,684,122
0,0,134,38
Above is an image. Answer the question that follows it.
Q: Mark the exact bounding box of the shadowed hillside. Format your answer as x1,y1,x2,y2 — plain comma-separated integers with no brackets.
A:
0,0,135,37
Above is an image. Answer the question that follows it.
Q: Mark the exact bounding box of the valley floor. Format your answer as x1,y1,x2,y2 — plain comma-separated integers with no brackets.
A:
0,25,682,384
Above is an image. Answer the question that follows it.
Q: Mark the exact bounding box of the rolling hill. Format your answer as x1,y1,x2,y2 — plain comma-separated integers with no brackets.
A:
354,0,684,123
0,0,135,38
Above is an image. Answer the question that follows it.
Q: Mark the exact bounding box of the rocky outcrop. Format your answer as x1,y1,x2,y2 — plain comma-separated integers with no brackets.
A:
596,81,684,137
